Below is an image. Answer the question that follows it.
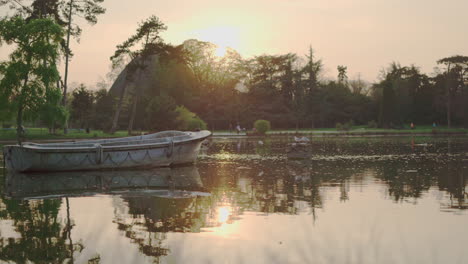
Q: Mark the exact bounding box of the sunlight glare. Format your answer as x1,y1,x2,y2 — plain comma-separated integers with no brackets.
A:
215,45,227,57
217,206,231,224
193,26,240,56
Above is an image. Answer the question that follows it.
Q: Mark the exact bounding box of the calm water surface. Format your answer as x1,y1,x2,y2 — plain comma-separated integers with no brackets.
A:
0,136,467,264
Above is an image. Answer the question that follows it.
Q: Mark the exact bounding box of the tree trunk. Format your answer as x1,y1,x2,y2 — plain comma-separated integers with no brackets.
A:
16,103,24,145
109,85,126,134
62,0,74,134
127,93,138,135
447,91,451,129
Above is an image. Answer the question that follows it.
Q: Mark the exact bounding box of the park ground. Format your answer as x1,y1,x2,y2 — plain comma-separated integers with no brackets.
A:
0,125,467,143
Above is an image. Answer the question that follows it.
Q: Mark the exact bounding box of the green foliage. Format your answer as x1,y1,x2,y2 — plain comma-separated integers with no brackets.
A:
111,15,167,69
0,16,63,142
336,121,353,131
175,105,207,131
92,88,114,130
343,121,352,131
254,120,271,134
39,100,69,131
70,84,94,128
145,93,178,131
336,122,343,131
367,120,378,128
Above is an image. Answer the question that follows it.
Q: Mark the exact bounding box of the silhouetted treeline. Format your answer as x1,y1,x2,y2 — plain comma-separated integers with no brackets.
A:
66,40,467,131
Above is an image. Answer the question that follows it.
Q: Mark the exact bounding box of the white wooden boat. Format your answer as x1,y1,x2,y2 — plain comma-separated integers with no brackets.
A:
3,130,211,172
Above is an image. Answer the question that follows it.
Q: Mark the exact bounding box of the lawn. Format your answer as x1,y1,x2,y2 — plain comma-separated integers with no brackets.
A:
263,125,468,135
1,125,467,142
0,128,131,141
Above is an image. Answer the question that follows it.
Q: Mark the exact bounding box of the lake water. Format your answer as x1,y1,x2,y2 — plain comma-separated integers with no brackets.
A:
0,136,467,264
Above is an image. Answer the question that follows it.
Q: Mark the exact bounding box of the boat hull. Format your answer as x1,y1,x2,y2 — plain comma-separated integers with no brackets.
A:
3,131,210,172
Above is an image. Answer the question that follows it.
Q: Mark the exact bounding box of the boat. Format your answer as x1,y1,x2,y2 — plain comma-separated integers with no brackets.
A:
2,130,211,172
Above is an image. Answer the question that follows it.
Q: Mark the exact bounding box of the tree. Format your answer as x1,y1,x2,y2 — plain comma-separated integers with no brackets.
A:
92,88,114,130
303,46,323,128
39,87,68,133
70,84,94,129
437,55,468,128
109,15,168,134
61,0,106,116
145,93,178,131
1,0,106,133
337,65,348,84
0,16,63,144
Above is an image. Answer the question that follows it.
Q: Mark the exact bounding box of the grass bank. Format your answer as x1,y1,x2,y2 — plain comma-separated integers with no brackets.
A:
0,128,131,143
270,126,467,135
215,125,468,136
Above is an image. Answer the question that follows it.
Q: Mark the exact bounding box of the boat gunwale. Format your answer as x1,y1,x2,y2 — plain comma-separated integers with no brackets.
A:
4,130,211,153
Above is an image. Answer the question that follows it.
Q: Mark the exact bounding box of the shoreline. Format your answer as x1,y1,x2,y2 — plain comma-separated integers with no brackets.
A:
1,131,467,144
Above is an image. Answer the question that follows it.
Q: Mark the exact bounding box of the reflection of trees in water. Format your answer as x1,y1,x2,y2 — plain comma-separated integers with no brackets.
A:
437,165,467,210
113,195,211,263
378,163,434,202
374,160,467,207
199,159,468,223
0,197,81,263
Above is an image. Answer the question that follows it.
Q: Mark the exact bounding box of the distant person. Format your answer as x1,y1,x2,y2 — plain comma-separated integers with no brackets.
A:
410,122,414,129
432,122,437,128
236,124,241,134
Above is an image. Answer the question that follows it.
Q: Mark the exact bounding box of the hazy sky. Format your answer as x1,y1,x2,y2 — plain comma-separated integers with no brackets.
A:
1,0,468,87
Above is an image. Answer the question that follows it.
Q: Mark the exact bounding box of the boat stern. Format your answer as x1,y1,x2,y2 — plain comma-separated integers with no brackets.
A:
3,145,33,172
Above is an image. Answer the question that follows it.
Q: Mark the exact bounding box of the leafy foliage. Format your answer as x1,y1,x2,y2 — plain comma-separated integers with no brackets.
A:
254,120,271,135
175,105,207,131
0,16,63,142
70,84,94,128
144,93,178,131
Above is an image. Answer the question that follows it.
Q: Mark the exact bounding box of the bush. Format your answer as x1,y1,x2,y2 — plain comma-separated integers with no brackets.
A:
367,120,378,128
336,121,352,131
254,120,271,135
336,122,343,131
186,117,207,131
175,106,207,131
343,121,352,131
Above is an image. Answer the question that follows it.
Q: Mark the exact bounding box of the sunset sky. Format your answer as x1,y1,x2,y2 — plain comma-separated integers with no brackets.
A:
1,0,468,87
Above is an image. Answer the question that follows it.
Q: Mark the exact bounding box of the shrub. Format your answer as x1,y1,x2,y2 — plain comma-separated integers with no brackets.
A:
254,120,271,135
186,117,207,131
336,122,343,131
336,121,353,131
175,106,207,131
343,121,352,131
367,120,378,128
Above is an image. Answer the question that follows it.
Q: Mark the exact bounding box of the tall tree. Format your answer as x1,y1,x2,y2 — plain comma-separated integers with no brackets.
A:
0,16,63,144
70,84,94,129
109,15,168,134
437,55,468,128
60,0,105,133
337,65,348,84
1,0,106,133
303,46,322,128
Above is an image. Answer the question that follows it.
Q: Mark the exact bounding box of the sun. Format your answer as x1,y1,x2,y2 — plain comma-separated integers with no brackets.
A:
214,45,227,57
192,26,241,56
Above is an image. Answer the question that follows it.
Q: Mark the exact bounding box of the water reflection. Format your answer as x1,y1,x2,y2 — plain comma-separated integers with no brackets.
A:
0,137,467,263
1,167,211,263
4,167,207,199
